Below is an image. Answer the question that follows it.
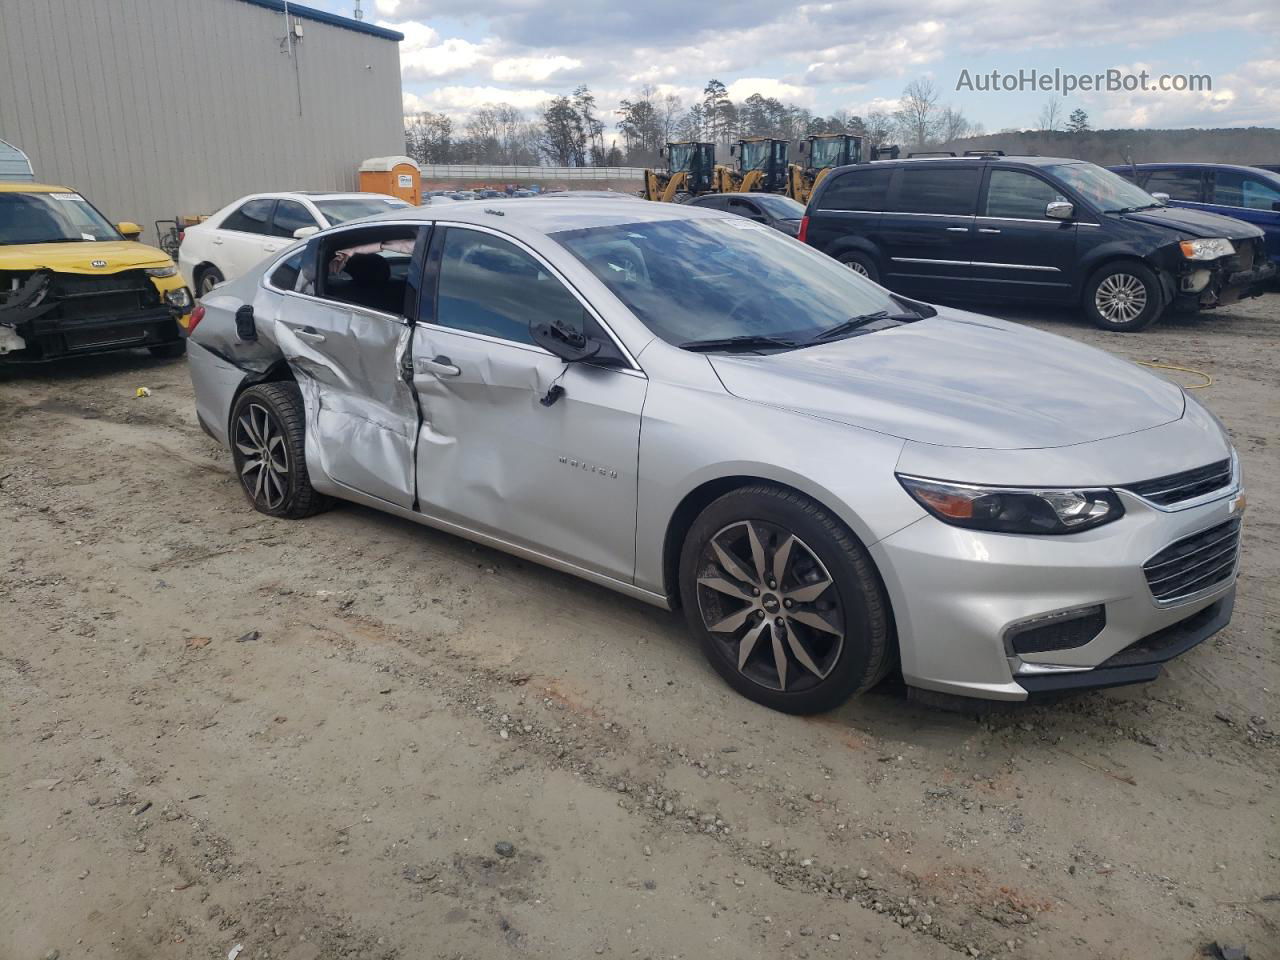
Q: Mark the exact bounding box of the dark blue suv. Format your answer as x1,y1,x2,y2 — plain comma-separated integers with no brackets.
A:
1110,163,1280,270
800,155,1274,331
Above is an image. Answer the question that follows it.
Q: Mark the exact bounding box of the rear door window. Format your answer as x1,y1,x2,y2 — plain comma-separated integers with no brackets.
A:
1141,169,1204,202
316,225,420,316
983,170,1068,220
817,168,892,211
220,198,275,234
270,199,318,239
1212,171,1280,210
892,166,981,215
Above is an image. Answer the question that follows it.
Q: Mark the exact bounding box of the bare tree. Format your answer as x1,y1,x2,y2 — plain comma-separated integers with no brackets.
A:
1038,96,1065,132
894,78,943,148
939,106,972,143
862,111,895,147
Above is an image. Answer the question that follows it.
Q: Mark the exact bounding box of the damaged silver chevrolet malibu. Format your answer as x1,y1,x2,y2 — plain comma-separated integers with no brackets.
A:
186,200,1245,713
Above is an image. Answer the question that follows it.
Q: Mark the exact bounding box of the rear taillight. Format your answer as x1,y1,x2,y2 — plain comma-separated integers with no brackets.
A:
187,304,205,333
178,230,185,243
797,215,809,244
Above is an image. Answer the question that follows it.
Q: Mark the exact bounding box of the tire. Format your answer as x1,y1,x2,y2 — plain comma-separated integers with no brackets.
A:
148,340,186,359
1083,260,1162,332
838,251,879,284
678,484,892,714
196,266,224,299
229,382,331,520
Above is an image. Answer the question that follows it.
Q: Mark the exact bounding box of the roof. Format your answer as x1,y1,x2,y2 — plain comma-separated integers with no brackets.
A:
359,156,420,172
873,155,1079,167
364,196,713,235
235,0,403,41
0,181,72,193
1117,161,1280,176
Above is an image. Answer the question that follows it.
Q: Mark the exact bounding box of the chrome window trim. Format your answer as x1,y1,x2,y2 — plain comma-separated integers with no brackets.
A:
974,215,1061,225
879,210,977,219
261,218,644,375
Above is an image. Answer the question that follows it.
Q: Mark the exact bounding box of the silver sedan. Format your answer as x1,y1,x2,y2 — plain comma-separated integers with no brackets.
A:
185,199,1244,713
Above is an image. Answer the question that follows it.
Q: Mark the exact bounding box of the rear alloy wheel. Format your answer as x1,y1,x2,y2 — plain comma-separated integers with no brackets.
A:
679,485,892,713
1083,262,1161,332
197,267,224,298
229,382,330,519
839,251,879,283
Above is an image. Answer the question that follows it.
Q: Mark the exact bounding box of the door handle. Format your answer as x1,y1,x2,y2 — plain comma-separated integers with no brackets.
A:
977,228,1002,234
295,327,326,343
945,226,970,233
419,355,461,377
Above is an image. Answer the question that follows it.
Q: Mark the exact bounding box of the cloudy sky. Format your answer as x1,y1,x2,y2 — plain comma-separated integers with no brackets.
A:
309,0,1278,132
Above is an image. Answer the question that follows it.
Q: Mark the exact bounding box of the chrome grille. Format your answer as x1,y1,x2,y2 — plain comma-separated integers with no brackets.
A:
1143,518,1240,603
1123,459,1232,507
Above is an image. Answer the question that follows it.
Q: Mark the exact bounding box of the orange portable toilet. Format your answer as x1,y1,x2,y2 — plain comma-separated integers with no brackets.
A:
358,156,421,205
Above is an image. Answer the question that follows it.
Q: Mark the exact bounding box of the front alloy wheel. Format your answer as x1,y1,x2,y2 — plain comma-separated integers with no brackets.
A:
696,520,844,693
1094,272,1148,325
679,484,892,713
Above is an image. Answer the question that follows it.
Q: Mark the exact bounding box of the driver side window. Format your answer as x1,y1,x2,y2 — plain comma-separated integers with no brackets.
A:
432,228,584,346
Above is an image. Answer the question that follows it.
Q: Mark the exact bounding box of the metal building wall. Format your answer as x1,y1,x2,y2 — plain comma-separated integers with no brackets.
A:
0,0,404,247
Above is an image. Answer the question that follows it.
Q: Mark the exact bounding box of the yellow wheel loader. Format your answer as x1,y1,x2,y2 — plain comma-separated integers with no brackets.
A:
643,142,718,202
720,137,791,193
786,133,865,204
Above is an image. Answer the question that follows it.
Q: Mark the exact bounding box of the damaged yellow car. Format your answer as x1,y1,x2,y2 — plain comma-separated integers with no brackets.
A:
0,182,193,360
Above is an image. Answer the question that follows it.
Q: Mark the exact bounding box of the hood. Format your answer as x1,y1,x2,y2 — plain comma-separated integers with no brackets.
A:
1121,205,1263,240
708,311,1186,450
0,240,173,274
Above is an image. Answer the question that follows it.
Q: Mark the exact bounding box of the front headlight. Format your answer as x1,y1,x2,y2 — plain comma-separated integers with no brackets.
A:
897,475,1124,535
1179,238,1234,261
164,287,193,310
146,265,179,278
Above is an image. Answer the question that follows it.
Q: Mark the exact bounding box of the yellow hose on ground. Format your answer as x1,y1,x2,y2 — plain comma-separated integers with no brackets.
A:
1135,360,1214,390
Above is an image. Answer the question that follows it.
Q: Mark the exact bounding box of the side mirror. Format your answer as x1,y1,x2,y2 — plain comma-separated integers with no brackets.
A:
1045,201,1075,220
117,221,142,239
293,226,320,239
530,319,601,363
1150,192,1170,205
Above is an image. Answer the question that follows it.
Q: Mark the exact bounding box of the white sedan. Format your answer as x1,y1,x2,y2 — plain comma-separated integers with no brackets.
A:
179,192,410,297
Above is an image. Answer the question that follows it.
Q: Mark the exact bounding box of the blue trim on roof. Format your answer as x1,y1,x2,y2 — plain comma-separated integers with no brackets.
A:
236,0,404,41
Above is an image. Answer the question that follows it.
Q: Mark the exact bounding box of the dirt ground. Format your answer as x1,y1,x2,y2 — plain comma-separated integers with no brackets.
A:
2,296,1277,960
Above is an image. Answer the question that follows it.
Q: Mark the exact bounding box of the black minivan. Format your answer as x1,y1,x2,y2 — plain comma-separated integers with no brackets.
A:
800,155,1274,331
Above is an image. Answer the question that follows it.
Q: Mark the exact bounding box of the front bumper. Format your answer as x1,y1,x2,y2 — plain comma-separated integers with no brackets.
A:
870,484,1243,701
1170,249,1276,311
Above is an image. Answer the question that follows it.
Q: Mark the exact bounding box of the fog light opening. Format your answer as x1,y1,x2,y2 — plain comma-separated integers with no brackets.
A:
1005,604,1106,657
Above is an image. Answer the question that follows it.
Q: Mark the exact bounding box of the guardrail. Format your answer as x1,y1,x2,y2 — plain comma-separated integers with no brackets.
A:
420,165,646,180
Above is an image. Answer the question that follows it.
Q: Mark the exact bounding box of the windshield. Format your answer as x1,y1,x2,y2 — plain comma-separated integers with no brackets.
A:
740,141,769,171
553,217,907,348
314,198,410,225
668,143,694,172
0,191,120,245
752,194,806,219
810,137,853,169
1046,162,1159,213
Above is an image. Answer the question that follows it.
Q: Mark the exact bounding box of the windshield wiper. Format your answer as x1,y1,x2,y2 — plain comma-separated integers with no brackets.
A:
679,334,802,353
811,310,919,343
1110,203,1162,214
